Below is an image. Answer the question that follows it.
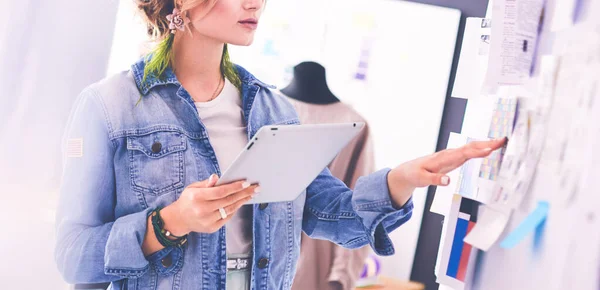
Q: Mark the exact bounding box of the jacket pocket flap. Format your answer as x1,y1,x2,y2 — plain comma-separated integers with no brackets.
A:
127,131,187,158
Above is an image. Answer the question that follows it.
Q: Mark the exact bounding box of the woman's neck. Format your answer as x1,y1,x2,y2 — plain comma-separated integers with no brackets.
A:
172,33,224,102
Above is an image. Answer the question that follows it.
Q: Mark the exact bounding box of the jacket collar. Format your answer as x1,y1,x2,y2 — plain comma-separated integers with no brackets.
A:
131,55,275,95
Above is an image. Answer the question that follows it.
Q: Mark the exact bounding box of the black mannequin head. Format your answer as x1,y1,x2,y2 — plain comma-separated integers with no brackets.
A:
280,61,339,104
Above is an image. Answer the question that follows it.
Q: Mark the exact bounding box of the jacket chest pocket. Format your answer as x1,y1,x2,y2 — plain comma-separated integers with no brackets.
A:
127,131,187,196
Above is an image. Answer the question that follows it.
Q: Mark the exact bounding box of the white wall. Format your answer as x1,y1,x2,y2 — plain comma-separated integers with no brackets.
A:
0,1,118,288
106,0,151,76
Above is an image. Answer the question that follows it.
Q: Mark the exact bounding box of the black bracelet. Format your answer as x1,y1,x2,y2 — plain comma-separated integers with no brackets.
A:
149,207,188,248
151,209,187,248
154,208,186,239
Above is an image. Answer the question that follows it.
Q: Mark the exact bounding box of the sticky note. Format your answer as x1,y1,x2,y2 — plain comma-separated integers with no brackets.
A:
464,205,511,251
500,201,549,249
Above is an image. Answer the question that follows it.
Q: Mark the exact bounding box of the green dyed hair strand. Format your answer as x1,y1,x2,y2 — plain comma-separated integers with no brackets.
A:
141,35,242,92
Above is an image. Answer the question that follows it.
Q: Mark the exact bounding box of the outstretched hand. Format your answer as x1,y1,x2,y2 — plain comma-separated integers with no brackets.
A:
387,137,507,207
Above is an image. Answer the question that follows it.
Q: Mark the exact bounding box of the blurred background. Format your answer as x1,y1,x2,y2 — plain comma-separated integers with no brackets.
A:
0,0,488,289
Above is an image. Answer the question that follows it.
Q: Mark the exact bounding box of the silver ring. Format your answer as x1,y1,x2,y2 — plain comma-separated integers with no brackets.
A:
218,207,227,220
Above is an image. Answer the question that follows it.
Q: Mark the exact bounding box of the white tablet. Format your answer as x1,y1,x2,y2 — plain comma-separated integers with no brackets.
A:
215,122,365,204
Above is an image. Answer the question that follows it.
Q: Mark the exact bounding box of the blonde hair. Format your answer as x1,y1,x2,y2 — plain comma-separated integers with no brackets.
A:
135,0,241,89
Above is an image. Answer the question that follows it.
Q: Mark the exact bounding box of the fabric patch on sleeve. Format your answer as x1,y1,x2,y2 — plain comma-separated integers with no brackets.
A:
66,138,83,158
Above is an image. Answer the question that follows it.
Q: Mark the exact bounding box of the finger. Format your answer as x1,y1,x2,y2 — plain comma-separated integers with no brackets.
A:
213,211,236,230
225,194,254,214
444,138,506,169
467,137,507,151
424,138,507,174
461,137,506,160
424,172,451,187
207,174,219,187
425,146,489,174
188,174,219,188
211,185,260,209
461,146,493,160
205,180,253,200
214,194,254,222
489,137,508,150
207,211,236,233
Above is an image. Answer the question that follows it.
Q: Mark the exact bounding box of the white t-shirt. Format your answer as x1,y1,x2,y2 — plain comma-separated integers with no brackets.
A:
195,78,252,255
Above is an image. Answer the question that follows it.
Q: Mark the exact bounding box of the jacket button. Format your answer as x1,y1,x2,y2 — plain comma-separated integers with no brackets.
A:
151,141,162,153
161,255,173,268
258,258,269,269
259,203,269,210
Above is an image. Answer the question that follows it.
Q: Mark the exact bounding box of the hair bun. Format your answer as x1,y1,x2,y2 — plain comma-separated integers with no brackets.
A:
135,0,175,39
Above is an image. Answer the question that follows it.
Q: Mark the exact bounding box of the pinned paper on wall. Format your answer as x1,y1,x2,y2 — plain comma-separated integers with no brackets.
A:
557,144,600,290
546,0,579,32
533,56,560,123
437,133,498,204
482,0,544,93
489,101,536,209
431,133,468,216
499,201,549,249
537,47,600,206
477,97,517,203
485,98,518,140
456,150,482,201
431,168,461,216
478,150,503,182
443,134,483,202
479,97,516,180
446,205,477,281
461,97,497,139
452,18,492,99
463,203,511,251
436,195,480,290
435,205,451,275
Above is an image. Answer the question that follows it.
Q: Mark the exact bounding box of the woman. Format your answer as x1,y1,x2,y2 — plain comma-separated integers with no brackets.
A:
54,0,504,289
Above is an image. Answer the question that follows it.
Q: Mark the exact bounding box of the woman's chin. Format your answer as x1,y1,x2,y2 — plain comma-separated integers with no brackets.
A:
228,36,255,47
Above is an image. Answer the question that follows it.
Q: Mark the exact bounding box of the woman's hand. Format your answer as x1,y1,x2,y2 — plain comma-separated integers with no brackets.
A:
161,174,260,236
143,175,258,255
387,137,507,208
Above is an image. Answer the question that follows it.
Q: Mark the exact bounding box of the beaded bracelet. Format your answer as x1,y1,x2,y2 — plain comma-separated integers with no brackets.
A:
149,207,188,248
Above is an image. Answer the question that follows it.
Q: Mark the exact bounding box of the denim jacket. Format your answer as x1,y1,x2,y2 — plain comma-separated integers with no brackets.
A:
54,56,414,290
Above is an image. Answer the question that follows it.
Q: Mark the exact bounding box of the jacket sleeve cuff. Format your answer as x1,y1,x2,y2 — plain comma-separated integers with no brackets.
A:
145,246,185,276
352,168,414,256
104,208,153,278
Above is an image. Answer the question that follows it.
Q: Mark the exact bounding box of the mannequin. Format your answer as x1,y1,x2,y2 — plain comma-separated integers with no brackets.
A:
283,62,373,290
280,61,340,105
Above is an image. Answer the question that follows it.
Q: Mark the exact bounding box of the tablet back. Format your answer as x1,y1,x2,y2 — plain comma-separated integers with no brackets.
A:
216,122,365,204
